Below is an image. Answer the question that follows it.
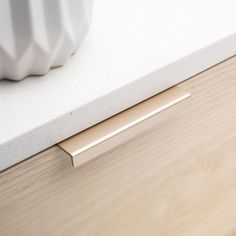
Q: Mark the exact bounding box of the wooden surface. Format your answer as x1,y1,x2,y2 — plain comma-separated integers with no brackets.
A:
1,57,236,235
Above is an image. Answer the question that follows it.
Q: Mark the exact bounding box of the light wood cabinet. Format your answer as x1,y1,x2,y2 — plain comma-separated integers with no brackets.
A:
1,57,236,236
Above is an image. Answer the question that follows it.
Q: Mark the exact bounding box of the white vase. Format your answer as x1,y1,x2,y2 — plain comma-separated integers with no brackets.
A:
0,0,93,81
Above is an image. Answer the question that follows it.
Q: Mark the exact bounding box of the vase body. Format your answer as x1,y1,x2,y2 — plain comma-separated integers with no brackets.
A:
0,0,93,81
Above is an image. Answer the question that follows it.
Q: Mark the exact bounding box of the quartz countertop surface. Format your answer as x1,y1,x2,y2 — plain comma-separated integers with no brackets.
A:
1,0,236,171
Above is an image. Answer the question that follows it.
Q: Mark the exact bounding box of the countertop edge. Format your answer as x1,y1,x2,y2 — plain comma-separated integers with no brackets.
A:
1,33,236,171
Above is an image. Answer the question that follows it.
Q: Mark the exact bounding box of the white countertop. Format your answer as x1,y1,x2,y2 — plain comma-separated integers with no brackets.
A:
1,0,236,171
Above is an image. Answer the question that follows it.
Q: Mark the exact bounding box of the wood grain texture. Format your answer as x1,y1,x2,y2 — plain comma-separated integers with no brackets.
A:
1,57,236,236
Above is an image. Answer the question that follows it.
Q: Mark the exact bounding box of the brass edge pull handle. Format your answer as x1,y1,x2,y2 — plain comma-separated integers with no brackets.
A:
58,86,191,168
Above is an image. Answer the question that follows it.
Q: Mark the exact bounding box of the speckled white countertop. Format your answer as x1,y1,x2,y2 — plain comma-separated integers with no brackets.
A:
0,0,236,171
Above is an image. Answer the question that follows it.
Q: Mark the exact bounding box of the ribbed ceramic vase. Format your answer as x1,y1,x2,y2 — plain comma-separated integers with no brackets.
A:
0,0,93,81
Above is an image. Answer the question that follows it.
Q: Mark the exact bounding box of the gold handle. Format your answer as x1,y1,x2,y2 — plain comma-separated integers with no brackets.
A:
58,86,191,168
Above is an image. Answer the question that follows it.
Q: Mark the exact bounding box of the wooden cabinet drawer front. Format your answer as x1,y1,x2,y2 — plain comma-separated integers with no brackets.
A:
1,57,236,236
